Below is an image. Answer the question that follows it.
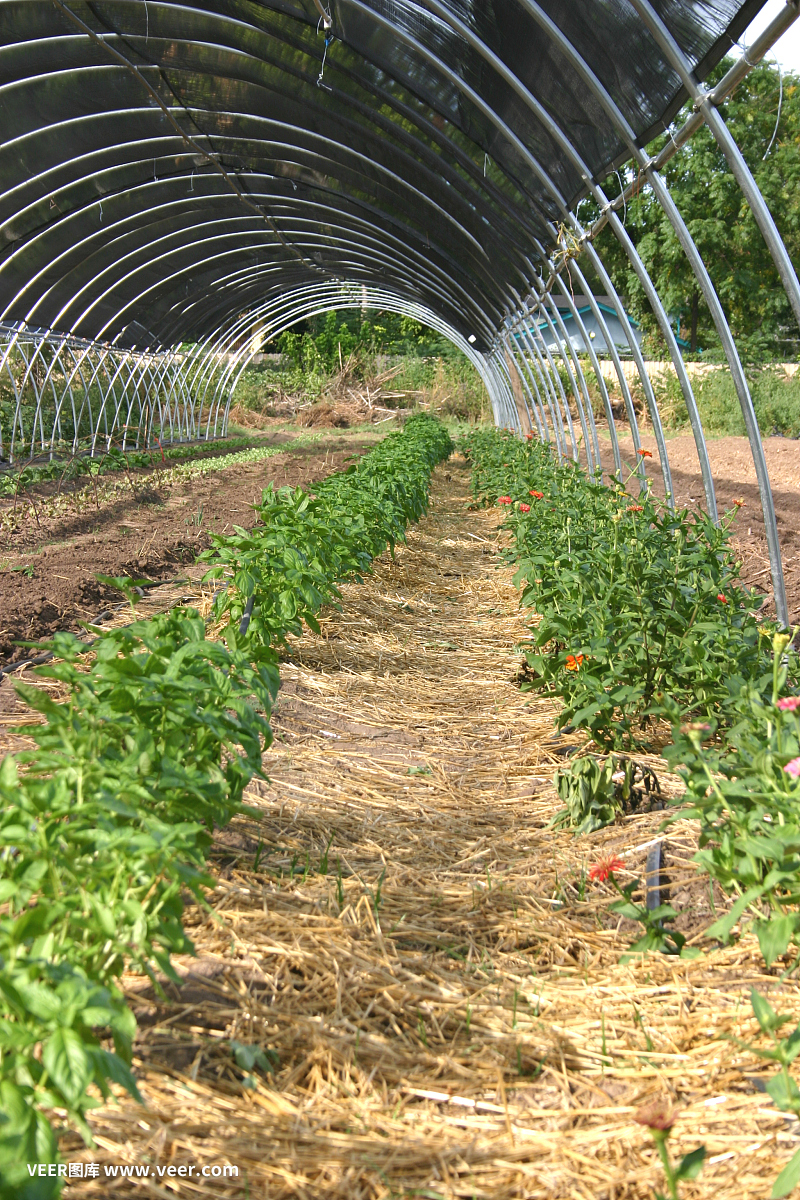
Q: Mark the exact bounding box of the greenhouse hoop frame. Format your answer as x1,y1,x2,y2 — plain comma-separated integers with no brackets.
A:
0,0,798,621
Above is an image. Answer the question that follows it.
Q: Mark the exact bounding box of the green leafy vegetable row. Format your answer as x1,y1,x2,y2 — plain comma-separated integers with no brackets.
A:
0,414,453,1198
0,436,264,498
0,436,325,539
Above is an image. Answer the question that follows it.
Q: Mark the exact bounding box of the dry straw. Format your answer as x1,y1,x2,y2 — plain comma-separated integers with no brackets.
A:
10,462,800,1197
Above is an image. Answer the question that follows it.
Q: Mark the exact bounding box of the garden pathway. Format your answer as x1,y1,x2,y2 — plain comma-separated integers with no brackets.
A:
70,461,790,1200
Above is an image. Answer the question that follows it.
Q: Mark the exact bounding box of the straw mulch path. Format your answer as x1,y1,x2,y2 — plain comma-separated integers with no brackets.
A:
62,461,800,1198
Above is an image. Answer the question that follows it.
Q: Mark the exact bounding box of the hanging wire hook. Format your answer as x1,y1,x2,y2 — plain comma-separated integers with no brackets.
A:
315,0,333,87
313,0,332,29
614,168,627,226
317,30,333,87
763,57,784,160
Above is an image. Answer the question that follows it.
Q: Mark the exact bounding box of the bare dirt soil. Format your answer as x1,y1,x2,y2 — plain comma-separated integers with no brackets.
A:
5,424,799,665
0,434,377,665
597,429,800,622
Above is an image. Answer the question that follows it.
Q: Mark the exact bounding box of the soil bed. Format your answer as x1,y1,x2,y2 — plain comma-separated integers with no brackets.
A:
0,431,378,664
0,433,285,494
595,429,800,622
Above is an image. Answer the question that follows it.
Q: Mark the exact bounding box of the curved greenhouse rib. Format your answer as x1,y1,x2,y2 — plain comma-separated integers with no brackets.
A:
549,278,623,480
503,329,547,442
506,0,788,618
512,322,564,457
1,0,797,619
541,294,602,472
628,0,800,338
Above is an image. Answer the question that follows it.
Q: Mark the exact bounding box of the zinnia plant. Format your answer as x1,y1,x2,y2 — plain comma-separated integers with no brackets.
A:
634,1099,705,1200
460,426,777,750
462,426,800,973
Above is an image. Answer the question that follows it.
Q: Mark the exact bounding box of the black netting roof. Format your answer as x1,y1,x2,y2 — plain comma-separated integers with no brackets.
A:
0,0,766,350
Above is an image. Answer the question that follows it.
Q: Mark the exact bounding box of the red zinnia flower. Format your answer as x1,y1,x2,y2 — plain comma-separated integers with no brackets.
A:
497,495,512,505
777,696,800,711
519,502,531,512
529,490,544,499
589,854,625,883
733,498,745,507
637,448,653,458
627,504,644,513
717,593,728,604
526,433,534,440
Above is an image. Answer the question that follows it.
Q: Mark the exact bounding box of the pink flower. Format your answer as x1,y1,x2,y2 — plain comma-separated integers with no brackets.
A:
681,721,711,736
519,503,530,513
784,757,800,779
635,1099,676,1131
778,697,800,711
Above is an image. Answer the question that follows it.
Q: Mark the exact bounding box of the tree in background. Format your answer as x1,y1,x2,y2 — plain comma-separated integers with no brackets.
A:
273,309,453,374
590,59,800,361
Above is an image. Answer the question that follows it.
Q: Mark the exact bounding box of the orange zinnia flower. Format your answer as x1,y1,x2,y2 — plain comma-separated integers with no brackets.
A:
637,448,653,458
565,653,585,671
529,489,544,499
627,504,644,512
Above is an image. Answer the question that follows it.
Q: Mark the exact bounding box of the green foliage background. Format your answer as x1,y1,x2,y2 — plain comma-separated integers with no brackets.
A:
274,309,452,372
589,60,800,361
233,308,489,422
